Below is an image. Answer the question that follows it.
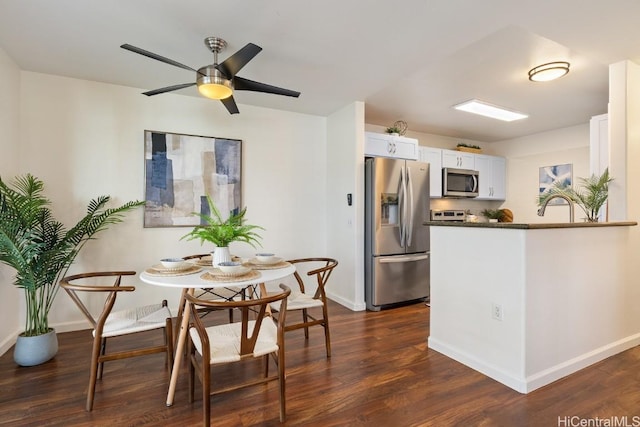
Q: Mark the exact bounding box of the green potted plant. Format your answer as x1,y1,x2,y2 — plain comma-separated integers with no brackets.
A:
481,208,505,223
0,174,144,366
181,195,264,266
385,126,401,135
538,168,613,222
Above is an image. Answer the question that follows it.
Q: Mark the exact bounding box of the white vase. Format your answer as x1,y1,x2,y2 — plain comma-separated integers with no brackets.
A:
212,246,232,267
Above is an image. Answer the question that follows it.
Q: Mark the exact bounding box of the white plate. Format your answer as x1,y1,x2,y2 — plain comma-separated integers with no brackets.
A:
152,263,192,272
248,257,283,266
212,266,251,277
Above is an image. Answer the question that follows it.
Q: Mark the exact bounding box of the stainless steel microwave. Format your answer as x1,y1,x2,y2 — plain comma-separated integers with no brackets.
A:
442,167,479,197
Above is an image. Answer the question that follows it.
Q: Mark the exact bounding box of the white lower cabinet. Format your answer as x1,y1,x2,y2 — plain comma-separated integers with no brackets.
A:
419,147,442,198
365,132,418,160
475,154,506,200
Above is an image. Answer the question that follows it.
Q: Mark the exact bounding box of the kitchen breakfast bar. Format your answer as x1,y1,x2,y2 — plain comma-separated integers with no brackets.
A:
426,220,639,393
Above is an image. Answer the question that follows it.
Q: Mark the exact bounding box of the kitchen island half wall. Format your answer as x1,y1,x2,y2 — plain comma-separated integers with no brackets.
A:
426,221,639,393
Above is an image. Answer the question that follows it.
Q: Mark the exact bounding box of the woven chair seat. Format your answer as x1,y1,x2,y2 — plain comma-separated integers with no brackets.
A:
270,291,323,311
99,303,172,338
189,319,278,364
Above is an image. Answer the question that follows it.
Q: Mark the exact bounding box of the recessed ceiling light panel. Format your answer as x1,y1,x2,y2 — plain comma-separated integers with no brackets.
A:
453,99,528,122
528,61,570,82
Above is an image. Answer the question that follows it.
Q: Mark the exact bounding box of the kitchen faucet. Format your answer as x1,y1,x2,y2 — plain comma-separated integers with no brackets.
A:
537,194,575,223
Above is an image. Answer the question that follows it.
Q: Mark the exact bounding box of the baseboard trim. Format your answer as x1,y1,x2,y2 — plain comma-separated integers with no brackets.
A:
428,336,527,392
326,291,366,311
524,333,640,392
428,333,640,393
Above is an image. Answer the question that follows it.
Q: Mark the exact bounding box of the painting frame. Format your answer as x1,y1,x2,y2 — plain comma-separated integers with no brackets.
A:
143,130,242,228
538,163,572,206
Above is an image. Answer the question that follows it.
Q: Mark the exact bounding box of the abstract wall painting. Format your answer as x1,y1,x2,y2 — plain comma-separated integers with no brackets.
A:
539,163,572,205
143,130,242,227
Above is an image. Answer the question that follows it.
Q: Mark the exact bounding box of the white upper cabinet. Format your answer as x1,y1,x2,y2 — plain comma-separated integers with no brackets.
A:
474,154,506,200
365,132,418,160
441,149,474,169
419,147,443,198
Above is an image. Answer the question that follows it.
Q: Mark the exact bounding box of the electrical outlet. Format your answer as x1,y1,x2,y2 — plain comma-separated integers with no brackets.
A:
492,303,503,321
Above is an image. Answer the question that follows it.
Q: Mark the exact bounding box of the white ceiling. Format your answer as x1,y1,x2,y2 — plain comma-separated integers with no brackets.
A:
1,0,639,142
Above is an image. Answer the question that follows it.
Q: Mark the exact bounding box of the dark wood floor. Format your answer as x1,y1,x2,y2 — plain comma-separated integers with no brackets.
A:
2,300,640,426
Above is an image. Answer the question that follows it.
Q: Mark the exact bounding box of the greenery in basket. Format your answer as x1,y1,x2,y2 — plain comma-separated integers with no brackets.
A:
538,168,613,222
181,195,264,248
480,208,505,221
456,142,481,150
0,174,144,337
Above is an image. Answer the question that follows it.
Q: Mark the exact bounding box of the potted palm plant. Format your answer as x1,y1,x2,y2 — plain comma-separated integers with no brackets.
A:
538,168,613,222
0,174,144,366
181,195,264,266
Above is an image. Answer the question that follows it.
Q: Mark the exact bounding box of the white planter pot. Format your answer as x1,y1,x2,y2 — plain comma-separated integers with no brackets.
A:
212,246,232,267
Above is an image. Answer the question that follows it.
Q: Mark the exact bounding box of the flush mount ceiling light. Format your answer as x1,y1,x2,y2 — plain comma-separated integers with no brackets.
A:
528,61,570,82
453,99,528,122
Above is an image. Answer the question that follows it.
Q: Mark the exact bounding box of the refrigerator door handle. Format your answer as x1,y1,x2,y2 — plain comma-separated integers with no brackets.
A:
406,166,414,246
398,167,406,247
379,253,430,263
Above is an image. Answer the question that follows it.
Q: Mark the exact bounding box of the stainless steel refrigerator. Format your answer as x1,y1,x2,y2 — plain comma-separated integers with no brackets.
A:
365,157,430,311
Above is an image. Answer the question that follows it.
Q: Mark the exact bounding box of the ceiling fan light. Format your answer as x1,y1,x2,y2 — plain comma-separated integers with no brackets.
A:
197,82,233,100
528,61,570,82
197,66,233,99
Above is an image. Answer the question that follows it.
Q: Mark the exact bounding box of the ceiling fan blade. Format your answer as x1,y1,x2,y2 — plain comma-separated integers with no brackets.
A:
221,96,240,114
233,76,301,98
216,43,262,78
121,44,197,73
142,82,195,96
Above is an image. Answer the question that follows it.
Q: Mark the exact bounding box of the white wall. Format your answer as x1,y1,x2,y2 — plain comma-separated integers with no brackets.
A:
13,71,328,336
327,102,366,310
0,46,22,355
491,124,590,223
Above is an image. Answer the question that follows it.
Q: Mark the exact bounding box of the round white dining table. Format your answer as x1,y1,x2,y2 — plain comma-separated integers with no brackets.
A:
140,263,296,406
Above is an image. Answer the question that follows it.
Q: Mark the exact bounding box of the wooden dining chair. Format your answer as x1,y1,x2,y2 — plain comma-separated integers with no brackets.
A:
60,271,174,411
270,258,338,358
186,284,291,426
177,253,244,325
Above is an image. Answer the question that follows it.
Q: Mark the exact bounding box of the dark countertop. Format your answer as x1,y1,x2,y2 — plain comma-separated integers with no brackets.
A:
424,221,638,229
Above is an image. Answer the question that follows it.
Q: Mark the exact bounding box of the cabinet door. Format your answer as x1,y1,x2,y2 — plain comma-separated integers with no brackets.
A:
365,133,394,157
441,149,460,168
420,147,442,198
458,152,475,169
392,136,419,160
490,156,506,200
365,132,418,160
475,155,506,200
442,149,474,169
474,155,491,198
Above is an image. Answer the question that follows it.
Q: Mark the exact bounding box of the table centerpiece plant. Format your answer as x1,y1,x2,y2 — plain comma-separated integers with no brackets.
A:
538,168,613,222
181,195,264,266
0,173,144,366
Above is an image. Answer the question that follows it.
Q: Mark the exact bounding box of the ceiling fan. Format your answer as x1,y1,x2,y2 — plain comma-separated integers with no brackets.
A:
120,37,301,114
